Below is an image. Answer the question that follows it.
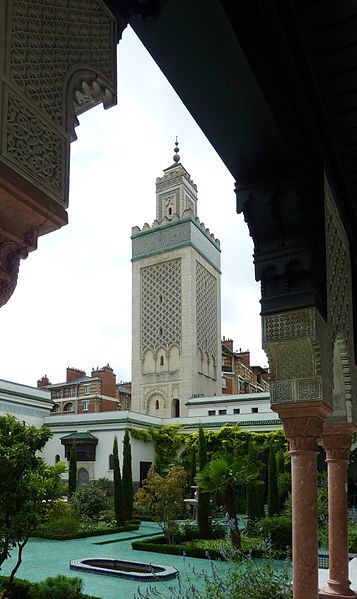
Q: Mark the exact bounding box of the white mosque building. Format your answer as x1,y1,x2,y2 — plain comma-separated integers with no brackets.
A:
0,145,279,486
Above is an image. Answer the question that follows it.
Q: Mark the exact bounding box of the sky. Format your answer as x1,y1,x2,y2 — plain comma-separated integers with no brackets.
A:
0,27,267,387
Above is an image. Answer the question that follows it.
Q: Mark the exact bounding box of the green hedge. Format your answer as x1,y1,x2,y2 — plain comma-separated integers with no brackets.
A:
0,576,100,599
33,523,139,540
131,535,288,561
132,536,223,559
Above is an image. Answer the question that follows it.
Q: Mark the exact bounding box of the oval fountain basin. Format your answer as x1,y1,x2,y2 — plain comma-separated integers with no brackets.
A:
70,558,178,581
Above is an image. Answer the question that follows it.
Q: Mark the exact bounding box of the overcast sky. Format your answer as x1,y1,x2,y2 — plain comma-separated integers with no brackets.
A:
0,27,267,388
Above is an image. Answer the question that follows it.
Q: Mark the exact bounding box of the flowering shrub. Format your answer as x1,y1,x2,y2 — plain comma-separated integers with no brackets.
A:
135,554,292,599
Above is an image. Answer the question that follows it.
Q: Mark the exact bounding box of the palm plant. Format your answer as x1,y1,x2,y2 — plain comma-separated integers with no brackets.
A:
196,453,259,548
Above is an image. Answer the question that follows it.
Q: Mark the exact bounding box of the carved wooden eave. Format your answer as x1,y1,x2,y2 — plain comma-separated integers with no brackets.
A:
0,0,118,307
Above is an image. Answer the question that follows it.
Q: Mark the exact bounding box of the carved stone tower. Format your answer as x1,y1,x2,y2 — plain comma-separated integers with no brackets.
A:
131,143,221,417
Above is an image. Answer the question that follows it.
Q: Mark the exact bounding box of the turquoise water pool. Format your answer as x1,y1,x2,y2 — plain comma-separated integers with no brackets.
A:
0,522,225,598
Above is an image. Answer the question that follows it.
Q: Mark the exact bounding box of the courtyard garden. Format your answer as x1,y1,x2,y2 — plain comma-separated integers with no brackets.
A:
1,415,357,598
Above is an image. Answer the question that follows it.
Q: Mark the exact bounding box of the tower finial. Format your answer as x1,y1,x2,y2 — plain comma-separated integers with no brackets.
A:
173,137,180,163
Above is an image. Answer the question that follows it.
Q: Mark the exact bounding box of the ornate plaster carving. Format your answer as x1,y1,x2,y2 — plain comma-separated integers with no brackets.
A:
283,416,324,451
263,306,332,406
325,177,357,423
144,389,167,414
196,262,218,360
140,259,182,357
0,238,28,307
1,0,117,207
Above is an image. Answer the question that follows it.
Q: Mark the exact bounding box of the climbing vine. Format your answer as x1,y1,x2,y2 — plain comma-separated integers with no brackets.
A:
130,424,289,470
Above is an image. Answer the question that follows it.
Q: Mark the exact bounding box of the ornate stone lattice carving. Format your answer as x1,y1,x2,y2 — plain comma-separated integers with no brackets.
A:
140,259,182,356
2,0,116,206
297,379,321,401
196,262,217,359
263,308,313,343
275,340,314,380
5,91,64,196
263,306,331,405
271,381,294,403
325,179,356,421
9,0,115,127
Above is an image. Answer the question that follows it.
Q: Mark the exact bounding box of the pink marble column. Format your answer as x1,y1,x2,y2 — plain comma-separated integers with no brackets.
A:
277,403,331,599
319,426,357,599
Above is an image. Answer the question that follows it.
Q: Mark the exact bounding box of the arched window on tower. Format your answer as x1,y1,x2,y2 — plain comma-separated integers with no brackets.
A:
155,400,160,410
160,356,164,366
109,454,114,470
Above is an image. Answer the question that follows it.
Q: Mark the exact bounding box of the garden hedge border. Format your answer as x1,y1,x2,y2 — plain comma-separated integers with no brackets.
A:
33,523,139,540
131,535,288,561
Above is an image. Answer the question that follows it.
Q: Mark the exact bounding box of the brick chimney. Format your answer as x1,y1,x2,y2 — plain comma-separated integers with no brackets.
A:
66,367,86,382
91,364,116,397
236,350,250,367
222,337,234,352
37,375,50,388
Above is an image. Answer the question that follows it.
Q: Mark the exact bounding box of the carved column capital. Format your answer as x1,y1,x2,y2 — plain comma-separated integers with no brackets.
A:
283,416,323,451
322,424,355,462
275,402,331,451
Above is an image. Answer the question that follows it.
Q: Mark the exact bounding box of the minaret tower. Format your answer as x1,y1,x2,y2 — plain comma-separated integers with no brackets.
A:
131,141,221,417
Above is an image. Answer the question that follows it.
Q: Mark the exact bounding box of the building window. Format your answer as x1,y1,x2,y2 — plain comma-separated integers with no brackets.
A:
233,408,240,415
55,454,61,463
63,402,74,412
155,400,160,410
222,377,227,388
160,356,164,366
109,454,114,470
83,385,90,395
251,407,258,413
82,400,89,411
219,409,227,415
208,410,216,416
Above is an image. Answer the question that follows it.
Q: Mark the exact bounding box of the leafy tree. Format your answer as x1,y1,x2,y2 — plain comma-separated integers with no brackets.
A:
135,465,187,544
113,435,125,525
268,445,279,516
0,415,64,590
196,454,259,548
69,484,107,520
197,426,210,539
122,430,133,520
68,441,77,497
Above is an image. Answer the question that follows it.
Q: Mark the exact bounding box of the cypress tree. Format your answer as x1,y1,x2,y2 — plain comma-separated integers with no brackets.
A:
246,439,258,523
189,446,197,490
246,439,265,523
113,435,125,525
68,440,77,497
268,444,279,516
276,449,285,475
122,429,133,521
197,427,210,538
